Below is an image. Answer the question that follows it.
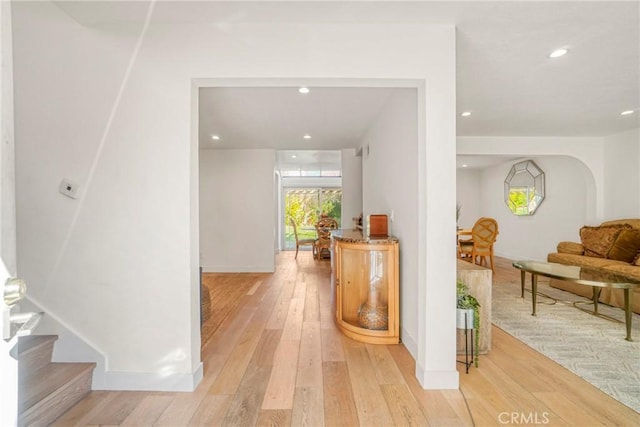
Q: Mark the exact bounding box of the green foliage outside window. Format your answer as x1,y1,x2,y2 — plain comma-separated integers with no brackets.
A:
285,192,318,227
284,188,342,250
321,191,342,224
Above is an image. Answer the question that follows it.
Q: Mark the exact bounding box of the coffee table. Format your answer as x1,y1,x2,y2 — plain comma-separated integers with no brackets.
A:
512,260,640,341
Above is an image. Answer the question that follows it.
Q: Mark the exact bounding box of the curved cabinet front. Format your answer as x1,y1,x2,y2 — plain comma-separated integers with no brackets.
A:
332,234,399,344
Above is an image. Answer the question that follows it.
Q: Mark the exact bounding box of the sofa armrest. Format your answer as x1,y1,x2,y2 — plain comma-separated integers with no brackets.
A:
557,241,584,255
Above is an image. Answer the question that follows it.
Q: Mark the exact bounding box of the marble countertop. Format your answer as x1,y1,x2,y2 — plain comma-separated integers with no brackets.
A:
331,229,399,244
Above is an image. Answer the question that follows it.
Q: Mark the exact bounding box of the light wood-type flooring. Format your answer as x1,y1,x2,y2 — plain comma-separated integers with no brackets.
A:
50,253,639,426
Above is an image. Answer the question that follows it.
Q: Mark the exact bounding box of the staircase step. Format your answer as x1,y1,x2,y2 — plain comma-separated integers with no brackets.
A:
18,335,58,374
19,362,95,427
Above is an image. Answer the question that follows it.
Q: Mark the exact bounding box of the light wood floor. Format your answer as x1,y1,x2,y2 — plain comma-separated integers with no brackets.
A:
51,253,639,426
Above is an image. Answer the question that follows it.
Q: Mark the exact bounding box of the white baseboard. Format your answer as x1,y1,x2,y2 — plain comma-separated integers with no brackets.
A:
401,327,417,357
404,328,459,390
415,364,459,389
94,362,204,392
202,265,275,273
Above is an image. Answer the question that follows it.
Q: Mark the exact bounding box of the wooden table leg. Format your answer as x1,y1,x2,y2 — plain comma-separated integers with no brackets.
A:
520,270,526,298
592,287,600,314
625,288,633,341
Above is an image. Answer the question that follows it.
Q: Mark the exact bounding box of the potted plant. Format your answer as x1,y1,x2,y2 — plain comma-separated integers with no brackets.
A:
456,279,480,367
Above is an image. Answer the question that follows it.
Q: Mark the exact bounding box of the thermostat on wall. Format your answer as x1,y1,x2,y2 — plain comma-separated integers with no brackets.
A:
59,178,79,199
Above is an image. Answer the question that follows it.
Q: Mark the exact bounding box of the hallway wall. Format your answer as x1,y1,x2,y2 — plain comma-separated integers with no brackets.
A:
199,149,276,272
14,1,457,390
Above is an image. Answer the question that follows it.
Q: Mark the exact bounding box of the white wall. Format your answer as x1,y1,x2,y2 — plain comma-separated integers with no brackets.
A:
458,136,603,222
476,156,590,261
15,0,457,391
199,149,276,272
457,131,640,261
1,0,15,276
15,2,203,390
0,2,18,424
603,128,640,219
361,89,422,354
455,169,481,230
341,148,362,229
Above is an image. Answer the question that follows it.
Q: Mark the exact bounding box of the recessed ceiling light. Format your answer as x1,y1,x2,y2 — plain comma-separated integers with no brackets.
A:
291,155,297,159
548,48,568,58
298,87,310,94
303,134,312,139
621,110,635,116
210,134,220,140
460,111,472,117
462,164,468,168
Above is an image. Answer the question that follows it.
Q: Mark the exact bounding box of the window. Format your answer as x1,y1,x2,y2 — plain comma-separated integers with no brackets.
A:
284,188,342,250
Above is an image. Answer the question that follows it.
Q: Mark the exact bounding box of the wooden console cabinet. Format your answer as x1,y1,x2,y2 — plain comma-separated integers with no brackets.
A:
331,230,400,344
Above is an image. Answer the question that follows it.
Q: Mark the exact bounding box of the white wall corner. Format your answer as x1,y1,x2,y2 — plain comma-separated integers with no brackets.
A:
400,327,417,357
415,364,459,390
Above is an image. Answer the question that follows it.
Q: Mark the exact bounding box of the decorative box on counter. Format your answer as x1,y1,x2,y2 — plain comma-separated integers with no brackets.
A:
368,214,388,238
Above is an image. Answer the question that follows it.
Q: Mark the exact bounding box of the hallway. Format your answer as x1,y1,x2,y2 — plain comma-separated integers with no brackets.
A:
50,253,637,426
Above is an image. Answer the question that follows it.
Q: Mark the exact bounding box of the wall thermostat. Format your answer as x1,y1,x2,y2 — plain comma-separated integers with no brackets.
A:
59,179,79,199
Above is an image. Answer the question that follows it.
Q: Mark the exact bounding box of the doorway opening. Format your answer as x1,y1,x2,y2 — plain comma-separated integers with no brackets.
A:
284,187,342,250
276,149,342,251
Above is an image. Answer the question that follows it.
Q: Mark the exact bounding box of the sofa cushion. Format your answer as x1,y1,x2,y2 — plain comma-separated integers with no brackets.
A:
557,241,584,255
601,218,640,230
547,252,629,269
579,225,629,258
607,229,640,263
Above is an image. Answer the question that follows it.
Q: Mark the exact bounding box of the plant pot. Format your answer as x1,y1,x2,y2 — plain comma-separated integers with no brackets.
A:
456,308,474,329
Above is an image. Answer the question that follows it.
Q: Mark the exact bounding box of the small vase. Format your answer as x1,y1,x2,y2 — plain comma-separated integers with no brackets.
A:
358,287,388,330
456,308,474,329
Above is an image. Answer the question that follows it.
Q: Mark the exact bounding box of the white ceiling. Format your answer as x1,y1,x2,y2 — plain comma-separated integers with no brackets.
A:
199,86,400,151
54,1,640,169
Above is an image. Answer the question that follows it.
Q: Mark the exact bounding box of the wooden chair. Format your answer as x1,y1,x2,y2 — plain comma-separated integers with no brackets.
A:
315,217,338,259
458,217,499,272
291,218,317,259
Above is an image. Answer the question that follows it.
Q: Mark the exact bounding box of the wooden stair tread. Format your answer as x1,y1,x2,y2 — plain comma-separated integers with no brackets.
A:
19,362,96,413
17,335,57,356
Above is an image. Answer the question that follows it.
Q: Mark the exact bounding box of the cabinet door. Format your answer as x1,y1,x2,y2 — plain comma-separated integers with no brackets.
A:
338,243,394,335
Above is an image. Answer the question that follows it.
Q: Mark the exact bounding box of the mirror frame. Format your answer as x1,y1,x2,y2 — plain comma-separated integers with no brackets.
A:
504,160,545,215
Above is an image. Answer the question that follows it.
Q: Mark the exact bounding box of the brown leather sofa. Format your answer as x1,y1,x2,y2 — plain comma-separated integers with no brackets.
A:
547,219,640,314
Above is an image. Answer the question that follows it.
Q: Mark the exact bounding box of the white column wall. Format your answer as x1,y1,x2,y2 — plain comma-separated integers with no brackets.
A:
199,149,276,272
14,0,457,390
361,89,421,351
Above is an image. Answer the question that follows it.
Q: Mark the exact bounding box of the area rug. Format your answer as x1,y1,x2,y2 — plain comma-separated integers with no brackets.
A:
200,272,268,347
492,276,640,413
